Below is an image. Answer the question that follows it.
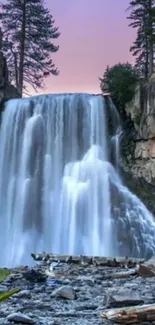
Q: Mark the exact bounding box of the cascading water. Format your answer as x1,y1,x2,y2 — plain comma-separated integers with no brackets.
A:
0,93,155,267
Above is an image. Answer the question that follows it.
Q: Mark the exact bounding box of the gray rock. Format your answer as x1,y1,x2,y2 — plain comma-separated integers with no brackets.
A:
0,285,7,292
14,290,31,299
23,269,46,283
52,285,76,300
74,304,98,311
7,312,35,324
106,289,144,307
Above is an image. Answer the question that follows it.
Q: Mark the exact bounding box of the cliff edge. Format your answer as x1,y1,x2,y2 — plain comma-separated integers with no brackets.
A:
121,76,155,214
0,51,20,111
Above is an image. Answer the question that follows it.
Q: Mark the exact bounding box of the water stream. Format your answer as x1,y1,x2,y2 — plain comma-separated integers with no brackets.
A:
0,93,155,267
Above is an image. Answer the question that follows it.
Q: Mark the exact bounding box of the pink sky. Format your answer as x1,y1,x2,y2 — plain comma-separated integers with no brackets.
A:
38,0,136,95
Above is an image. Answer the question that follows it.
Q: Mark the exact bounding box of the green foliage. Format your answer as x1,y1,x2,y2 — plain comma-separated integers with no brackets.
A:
0,0,60,95
99,63,138,112
0,288,20,302
0,268,20,302
0,268,10,283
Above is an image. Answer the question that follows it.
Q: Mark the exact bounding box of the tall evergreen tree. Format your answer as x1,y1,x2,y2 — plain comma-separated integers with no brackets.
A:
127,0,155,79
0,0,60,95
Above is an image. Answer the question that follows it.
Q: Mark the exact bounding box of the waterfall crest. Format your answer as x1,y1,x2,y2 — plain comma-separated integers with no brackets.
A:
0,93,155,267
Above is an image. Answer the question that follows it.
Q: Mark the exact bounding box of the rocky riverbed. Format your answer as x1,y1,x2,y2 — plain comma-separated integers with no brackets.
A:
1,254,155,325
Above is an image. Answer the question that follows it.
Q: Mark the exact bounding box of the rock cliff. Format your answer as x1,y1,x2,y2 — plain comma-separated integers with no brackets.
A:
0,51,20,112
121,75,155,214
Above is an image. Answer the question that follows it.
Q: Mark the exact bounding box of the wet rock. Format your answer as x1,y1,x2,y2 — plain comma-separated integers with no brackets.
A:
22,269,46,283
52,285,76,300
7,312,35,324
106,289,144,307
74,304,98,311
14,290,31,299
32,285,46,294
0,285,8,292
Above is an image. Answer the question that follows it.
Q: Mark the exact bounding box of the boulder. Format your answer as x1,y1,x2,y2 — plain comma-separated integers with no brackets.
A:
52,285,76,300
22,269,46,283
106,289,144,308
7,312,35,324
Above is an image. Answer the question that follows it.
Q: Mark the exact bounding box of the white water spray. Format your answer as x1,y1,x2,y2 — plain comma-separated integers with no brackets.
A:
0,93,155,267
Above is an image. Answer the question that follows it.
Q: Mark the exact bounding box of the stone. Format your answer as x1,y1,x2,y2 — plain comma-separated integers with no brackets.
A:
134,140,155,160
52,285,76,300
125,83,142,133
22,269,46,283
14,289,32,299
7,312,35,324
106,289,144,308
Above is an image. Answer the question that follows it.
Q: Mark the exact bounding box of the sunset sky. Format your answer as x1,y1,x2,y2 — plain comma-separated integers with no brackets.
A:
39,0,135,95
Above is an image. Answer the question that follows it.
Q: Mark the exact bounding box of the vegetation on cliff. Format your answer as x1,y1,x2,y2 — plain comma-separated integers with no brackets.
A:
0,269,20,302
0,0,60,96
100,0,155,106
99,63,138,117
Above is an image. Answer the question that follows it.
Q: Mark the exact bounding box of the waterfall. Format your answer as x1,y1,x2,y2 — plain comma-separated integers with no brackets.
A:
0,93,155,267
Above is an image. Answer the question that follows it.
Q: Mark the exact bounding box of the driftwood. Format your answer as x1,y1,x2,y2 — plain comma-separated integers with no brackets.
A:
101,303,155,323
138,257,155,277
31,253,144,268
107,268,139,279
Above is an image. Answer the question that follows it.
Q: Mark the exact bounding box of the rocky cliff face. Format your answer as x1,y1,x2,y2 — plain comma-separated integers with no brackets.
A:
0,51,20,111
121,75,155,214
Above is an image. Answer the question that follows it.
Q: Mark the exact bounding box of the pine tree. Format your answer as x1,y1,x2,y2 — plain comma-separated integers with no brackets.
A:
0,0,60,95
127,0,155,79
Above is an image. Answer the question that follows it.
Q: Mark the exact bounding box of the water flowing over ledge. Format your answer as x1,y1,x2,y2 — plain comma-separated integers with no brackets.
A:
0,93,155,267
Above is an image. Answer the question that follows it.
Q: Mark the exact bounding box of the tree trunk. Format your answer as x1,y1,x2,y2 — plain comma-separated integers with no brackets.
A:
14,52,18,90
145,45,149,79
144,15,149,79
18,0,26,96
101,303,155,323
148,0,153,77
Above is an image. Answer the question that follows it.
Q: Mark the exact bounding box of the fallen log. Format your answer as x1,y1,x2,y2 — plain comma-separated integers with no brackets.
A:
108,268,139,279
139,256,155,277
101,303,155,323
31,253,144,268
